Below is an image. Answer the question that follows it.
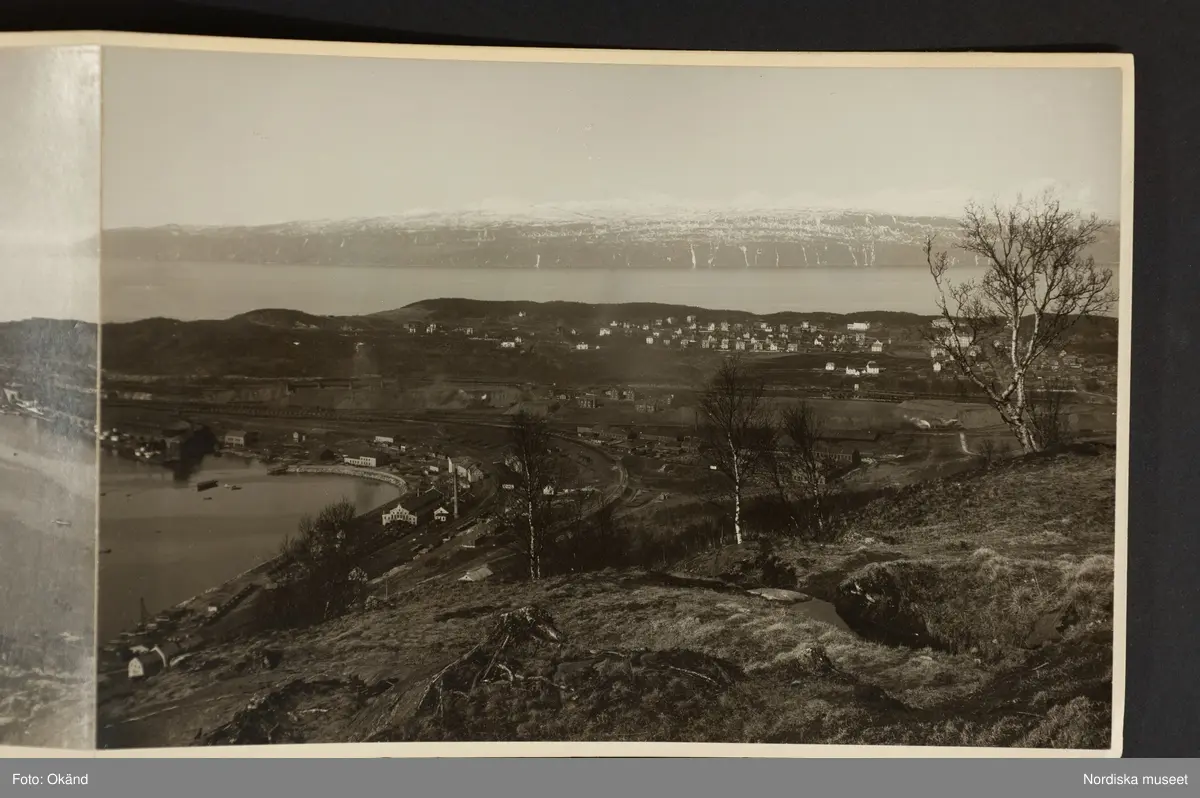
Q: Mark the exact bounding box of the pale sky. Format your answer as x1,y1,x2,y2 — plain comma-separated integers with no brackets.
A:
0,46,100,323
101,49,1124,228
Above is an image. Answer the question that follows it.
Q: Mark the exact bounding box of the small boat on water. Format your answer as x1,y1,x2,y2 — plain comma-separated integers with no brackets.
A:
197,479,219,492
267,465,288,476
100,548,112,555
52,519,71,527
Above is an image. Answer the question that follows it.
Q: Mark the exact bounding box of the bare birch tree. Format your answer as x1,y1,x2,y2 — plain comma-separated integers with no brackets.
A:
504,409,559,581
698,354,773,545
924,191,1115,452
767,401,839,541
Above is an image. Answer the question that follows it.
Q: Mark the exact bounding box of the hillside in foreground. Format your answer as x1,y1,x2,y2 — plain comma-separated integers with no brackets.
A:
97,447,1116,750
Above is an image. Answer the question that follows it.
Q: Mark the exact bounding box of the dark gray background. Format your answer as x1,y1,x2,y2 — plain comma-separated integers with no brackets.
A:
1,758,1196,797
1,0,1195,758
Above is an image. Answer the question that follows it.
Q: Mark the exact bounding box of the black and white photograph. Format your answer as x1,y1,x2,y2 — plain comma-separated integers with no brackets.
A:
92,44,1131,754
0,44,100,751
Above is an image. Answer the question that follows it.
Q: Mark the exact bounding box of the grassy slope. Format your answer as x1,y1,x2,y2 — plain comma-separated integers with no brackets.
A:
97,449,1116,750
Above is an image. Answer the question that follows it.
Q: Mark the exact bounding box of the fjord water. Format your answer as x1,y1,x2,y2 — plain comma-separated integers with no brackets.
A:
98,455,400,641
100,259,992,321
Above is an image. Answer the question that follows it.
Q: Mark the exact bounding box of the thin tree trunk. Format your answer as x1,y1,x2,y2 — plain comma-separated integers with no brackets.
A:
733,480,743,545
730,441,743,545
527,498,539,581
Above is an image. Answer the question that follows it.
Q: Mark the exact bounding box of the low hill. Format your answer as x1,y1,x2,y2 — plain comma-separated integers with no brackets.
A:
0,318,97,372
97,447,1116,750
98,299,1118,382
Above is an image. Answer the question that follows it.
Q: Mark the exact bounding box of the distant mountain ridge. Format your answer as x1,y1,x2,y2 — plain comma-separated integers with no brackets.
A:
102,207,1121,271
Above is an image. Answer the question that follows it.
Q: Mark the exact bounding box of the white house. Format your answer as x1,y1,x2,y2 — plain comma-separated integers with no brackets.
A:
344,454,384,468
576,343,590,350
865,361,881,375
870,340,884,353
500,341,516,349
384,490,444,527
847,322,870,331
460,564,494,582
825,362,836,371
454,459,486,484
787,343,799,353
433,506,450,523
933,361,943,373
599,327,611,336
127,642,182,680
646,336,655,345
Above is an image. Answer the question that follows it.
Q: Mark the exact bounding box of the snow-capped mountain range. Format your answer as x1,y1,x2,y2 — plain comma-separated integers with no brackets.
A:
101,205,1120,270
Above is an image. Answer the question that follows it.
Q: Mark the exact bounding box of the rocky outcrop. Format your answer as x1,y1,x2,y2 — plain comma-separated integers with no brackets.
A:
834,561,942,649
747,587,813,603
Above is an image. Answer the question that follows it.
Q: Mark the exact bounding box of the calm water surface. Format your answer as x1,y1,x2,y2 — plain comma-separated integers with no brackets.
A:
98,454,399,640
101,260,990,321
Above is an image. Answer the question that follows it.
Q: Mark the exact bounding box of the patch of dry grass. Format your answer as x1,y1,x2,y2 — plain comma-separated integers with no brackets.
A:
98,450,1116,750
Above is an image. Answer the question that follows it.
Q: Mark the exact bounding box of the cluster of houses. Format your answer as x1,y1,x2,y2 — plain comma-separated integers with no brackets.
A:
587,316,888,355
382,487,451,527
825,361,882,377
397,310,898,357
551,386,674,414
99,421,205,463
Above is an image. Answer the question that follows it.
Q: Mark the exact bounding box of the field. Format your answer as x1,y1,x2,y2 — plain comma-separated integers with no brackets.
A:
96,445,1116,749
